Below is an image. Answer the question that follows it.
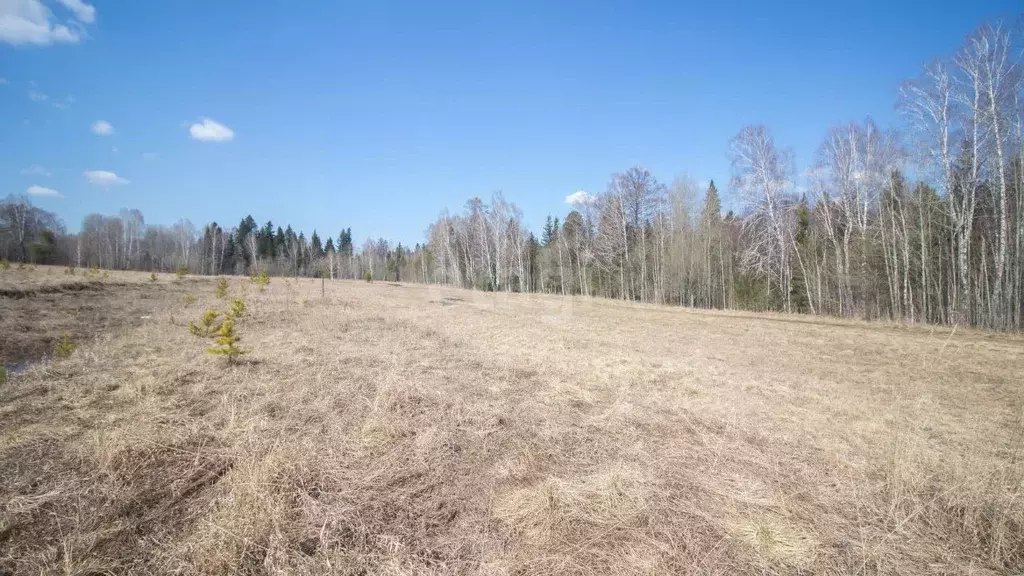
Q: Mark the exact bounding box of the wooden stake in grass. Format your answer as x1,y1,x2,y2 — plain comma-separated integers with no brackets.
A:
216,277,229,299
207,317,246,364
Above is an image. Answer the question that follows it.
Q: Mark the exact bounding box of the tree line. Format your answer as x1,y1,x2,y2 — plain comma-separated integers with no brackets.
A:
2,20,1022,330
0,205,415,283
427,21,1024,331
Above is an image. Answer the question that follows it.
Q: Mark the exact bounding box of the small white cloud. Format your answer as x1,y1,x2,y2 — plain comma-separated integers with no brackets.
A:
28,89,48,102
0,77,8,85
91,119,113,135
111,146,118,154
565,190,595,205
84,169,129,186
0,0,88,46
189,118,234,142
52,95,73,110
21,164,50,176
141,152,158,161
55,0,95,24
27,184,62,197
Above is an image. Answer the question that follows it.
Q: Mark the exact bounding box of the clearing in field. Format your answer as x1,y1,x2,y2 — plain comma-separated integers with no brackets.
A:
1,266,1023,575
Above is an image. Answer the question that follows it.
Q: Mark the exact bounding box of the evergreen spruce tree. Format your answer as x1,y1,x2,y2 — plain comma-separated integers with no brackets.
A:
542,216,555,246
337,228,353,257
259,220,275,259
701,180,722,227
297,231,307,271
311,230,323,259
700,180,724,308
223,235,237,274
236,215,258,270
275,226,286,255
791,196,812,313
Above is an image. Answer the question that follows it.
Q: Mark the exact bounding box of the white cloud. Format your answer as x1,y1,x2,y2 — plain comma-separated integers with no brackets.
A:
55,0,93,23
84,169,129,186
111,145,118,153
52,94,73,109
0,0,93,46
91,119,113,135
565,190,595,205
27,184,62,197
21,164,50,176
28,88,48,101
189,118,234,142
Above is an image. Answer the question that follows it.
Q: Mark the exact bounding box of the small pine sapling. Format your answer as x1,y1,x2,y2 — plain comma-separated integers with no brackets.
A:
0,365,7,385
207,317,246,364
189,309,222,337
216,277,229,298
0,260,9,270
255,270,270,291
229,297,246,318
175,264,188,279
183,293,198,305
55,334,77,358
364,271,373,283
149,272,158,282
65,266,75,276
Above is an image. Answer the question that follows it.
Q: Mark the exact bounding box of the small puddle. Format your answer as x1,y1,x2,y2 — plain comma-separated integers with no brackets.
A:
3,362,32,377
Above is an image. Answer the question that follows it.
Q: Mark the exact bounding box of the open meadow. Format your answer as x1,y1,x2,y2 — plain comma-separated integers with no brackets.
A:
1,266,1023,575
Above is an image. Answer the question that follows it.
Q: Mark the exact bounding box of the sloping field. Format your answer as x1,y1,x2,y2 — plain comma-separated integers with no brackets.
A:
1,267,1022,575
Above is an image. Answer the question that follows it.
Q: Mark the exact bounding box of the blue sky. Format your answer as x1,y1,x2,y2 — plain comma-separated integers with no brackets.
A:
1,1,1020,245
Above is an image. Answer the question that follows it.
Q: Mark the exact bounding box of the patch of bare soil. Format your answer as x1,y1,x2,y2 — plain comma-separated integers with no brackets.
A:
0,280,176,367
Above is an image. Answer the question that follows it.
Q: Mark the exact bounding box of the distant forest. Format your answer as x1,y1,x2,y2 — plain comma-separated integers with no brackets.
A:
3,20,1024,331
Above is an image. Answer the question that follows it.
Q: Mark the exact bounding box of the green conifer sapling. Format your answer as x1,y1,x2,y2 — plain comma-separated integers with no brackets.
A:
207,317,246,364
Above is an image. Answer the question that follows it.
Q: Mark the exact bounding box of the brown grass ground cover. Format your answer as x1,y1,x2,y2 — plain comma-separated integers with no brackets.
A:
1,266,1023,575
0,269,196,368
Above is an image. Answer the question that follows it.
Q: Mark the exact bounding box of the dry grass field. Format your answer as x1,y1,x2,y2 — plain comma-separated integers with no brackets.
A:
2,266,1023,575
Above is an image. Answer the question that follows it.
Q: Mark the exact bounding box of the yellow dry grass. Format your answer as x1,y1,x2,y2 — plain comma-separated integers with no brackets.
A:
1,266,1023,575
